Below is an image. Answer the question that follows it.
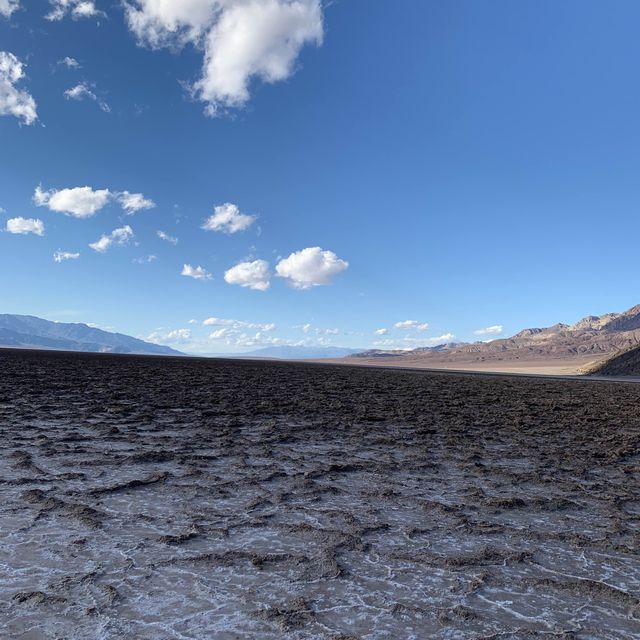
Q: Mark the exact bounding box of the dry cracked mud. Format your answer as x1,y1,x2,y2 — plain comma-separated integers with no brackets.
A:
1,348,639,639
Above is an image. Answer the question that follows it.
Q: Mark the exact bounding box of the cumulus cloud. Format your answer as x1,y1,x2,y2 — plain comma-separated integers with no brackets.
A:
0,1,19,18
124,0,323,115
375,328,388,336
202,316,281,349
53,250,80,262
275,247,348,289
0,52,38,125
203,317,276,332
64,83,111,112
181,263,212,280
147,328,191,344
202,203,255,234
224,259,270,291
473,325,504,336
393,320,429,331
89,225,134,252
34,185,154,217
46,0,104,21
5,217,44,235
157,230,178,244
117,191,155,213
34,185,110,218
58,56,81,69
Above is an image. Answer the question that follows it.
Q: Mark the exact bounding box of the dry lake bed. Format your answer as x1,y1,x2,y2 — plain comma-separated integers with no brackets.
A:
1,348,639,639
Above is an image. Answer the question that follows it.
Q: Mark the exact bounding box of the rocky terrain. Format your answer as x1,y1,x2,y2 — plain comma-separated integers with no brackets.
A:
349,304,640,372
590,344,640,377
1,348,639,639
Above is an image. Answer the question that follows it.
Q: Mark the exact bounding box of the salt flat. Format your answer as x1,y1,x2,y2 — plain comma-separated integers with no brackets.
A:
1,349,639,639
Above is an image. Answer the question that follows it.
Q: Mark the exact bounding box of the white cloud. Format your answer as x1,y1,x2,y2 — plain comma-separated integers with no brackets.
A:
133,254,157,263
124,0,323,116
34,185,153,217
147,328,191,344
5,217,44,235
373,333,456,350
276,247,348,289
167,328,190,340
0,1,19,18
46,0,104,21
89,225,134,252
64,83,111,112
58,56,81,69
0,52,38,125
157,230,178,244
124,0,216,46
53,250,80,262
202,202,255,234
473,325,504,336
181,263,211,280
34,185,111,218
302,323,311,333
188,319,198,324
224,258,270,291
203,317,275,332
316,327,338,336
117,191,155,214
375,328,388,336
393,320,429,331
430,333,455,343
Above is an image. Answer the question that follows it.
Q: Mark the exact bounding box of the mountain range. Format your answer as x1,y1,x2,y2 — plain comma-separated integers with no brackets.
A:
4,306,640,369
0,315,362,360
349,304,640,370
0,315,182,356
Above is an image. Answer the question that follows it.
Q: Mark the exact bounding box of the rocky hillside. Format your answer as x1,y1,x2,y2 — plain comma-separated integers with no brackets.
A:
351,304,640,367
589,344,640,376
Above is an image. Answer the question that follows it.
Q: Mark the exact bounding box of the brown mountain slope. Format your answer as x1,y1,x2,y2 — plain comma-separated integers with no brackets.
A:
348,304,640,373
589,344,640,376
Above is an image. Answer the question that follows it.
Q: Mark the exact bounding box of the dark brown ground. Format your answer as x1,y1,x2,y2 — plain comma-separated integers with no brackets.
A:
1,348,639,639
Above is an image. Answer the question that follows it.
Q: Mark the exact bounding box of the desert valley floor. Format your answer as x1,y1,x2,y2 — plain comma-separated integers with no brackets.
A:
1,349,639,639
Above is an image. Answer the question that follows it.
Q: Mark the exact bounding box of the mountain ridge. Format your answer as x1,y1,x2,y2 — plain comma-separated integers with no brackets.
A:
349,304,640,366
0,314,182,356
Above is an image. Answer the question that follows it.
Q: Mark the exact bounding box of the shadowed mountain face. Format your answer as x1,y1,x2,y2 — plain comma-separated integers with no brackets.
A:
353,304,640,366
0,315,182,356
591,343,640,376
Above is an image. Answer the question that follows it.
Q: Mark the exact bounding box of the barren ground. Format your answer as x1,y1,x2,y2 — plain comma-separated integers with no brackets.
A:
1,348,639,639
325,355,606,376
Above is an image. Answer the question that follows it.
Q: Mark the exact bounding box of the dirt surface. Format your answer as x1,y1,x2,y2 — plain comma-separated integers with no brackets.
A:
328,355,606,376
1,348,639,639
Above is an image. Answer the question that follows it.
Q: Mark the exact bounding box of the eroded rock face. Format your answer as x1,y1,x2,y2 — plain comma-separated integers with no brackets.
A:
355,303,640,365
1,348,639,639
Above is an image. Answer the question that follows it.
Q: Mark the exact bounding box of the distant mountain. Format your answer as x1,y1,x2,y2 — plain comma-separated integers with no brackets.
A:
353,343,462,358
347,304,640,368
229,345,365,360
0,314,182,356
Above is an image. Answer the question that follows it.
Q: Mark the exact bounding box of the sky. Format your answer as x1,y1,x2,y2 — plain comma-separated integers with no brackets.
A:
2,0,640,354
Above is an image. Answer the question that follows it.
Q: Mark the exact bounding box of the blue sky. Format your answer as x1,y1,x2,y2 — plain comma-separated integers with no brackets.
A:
2,0,640,353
